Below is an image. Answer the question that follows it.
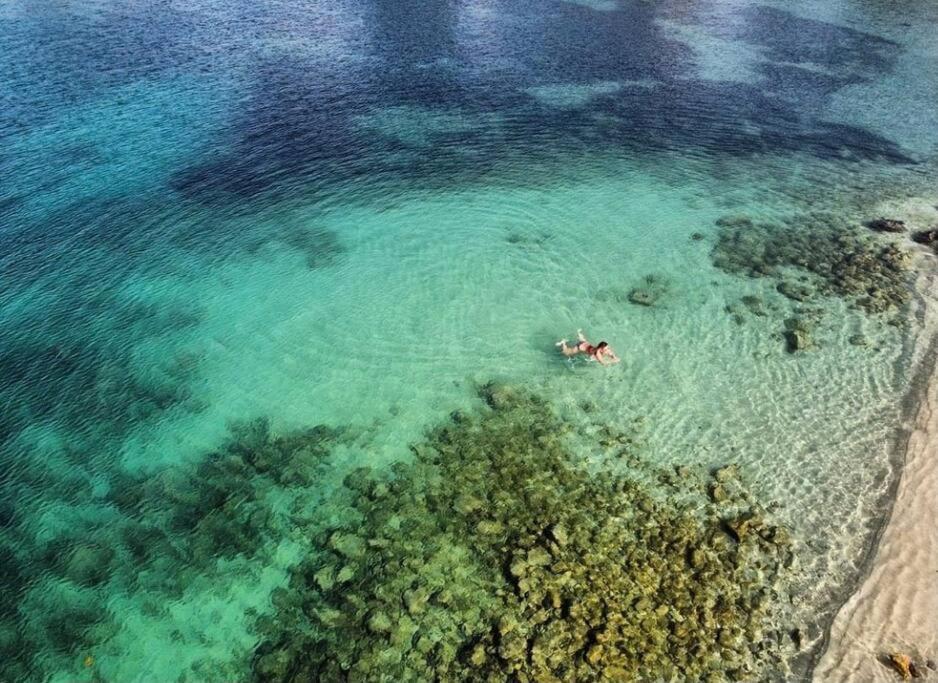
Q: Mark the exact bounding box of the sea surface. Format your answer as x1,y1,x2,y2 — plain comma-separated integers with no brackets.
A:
2,0,938,680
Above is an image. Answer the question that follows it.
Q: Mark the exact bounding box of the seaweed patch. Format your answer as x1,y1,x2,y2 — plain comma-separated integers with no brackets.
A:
251,383,799,682
711,212,912,314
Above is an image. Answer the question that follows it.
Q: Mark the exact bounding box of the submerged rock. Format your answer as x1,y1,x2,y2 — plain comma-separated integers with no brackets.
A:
911,228,938,255
712,212,912,314
715,214,754,229
314,565,336,592
784,317,813,353
628,288,656,306
785,329,811,353
709,483,728,503
714,464,740,483
250,385,798,682
328,532,366,559
777,280,813,302
740,294,767,316
911,228,938,245
627,274,670,307
866,217,905,233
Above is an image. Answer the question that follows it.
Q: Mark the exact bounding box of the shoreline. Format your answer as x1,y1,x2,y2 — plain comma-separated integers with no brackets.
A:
813,260,938,680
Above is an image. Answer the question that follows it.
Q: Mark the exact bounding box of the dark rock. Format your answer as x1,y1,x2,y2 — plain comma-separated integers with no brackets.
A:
691,232,705,241
628,288,657,306
740,295,767,316
715,215,753,229
785,329,811,353
777,281,813,302
784,318,813,352
911,228,938,245
866,218,905,233
848,334,867,347
479,381,518,410
343,467,374,494
711,212,912,314
628,274,670,307
580,399,598,413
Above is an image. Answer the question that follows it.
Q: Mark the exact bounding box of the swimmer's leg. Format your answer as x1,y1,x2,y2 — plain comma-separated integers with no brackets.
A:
556,339,580,357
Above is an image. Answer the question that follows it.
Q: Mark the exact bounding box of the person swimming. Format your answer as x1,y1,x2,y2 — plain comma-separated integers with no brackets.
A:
556,329,620,366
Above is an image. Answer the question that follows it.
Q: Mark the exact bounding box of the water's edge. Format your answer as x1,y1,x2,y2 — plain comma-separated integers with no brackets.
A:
809,264,938,679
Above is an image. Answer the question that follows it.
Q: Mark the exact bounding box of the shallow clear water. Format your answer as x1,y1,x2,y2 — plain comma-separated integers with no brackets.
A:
2,0,938,680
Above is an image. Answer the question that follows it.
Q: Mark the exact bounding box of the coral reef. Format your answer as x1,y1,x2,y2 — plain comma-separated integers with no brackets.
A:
251,383,798,682
711,212,912,314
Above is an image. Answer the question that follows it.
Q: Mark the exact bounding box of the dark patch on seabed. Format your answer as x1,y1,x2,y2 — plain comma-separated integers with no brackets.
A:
711,211,913,315
0,413,350,681
168,0,911,206
0,384,804,681
251,384,802,682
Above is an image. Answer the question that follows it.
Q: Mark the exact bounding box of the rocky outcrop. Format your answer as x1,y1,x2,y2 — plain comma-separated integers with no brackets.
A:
866,218,905,233
784,317,813,353
251,384,799,682
911,227,938,255
711,212,912,314
777,280,813,302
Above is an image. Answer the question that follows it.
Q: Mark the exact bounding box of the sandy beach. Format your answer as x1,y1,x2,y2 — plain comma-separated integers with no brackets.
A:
816,256,938,681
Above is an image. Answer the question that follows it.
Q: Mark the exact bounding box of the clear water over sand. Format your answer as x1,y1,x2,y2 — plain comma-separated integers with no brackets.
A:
1,0,937,680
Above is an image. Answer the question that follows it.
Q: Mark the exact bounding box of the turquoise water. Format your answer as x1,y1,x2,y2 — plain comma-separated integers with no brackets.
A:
2,0,938,680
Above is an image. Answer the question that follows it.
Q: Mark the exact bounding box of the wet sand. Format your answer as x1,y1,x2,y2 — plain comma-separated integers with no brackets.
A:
816,265,938,681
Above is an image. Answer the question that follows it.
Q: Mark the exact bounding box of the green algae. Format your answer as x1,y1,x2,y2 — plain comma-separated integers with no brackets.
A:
251,383,798,682
0,386,799,681
711,212,913,314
